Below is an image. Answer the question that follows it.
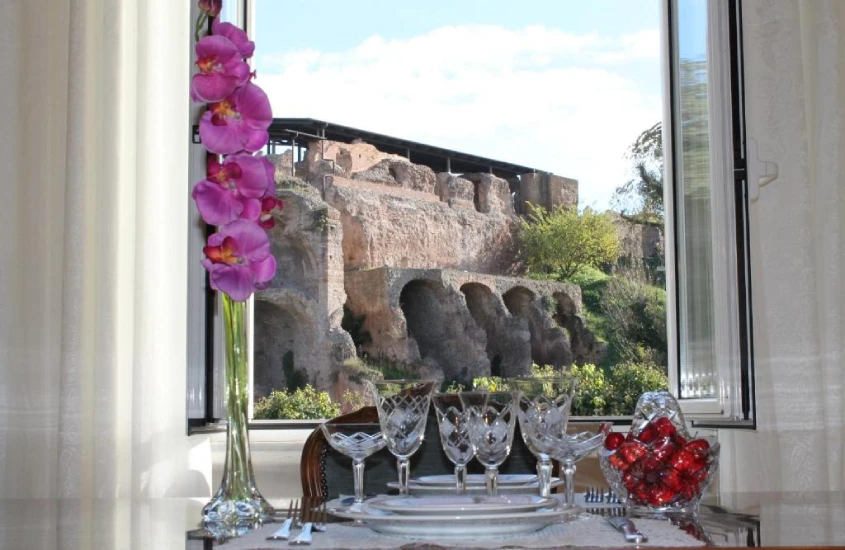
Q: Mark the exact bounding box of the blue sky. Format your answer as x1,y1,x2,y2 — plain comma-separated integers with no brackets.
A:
246,0,662,210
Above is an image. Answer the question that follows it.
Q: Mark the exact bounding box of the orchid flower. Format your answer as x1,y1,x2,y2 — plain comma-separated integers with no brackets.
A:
199,81,272,155
202,220,276,302
191,35,251,103
212,17,255,59
191,153,273,226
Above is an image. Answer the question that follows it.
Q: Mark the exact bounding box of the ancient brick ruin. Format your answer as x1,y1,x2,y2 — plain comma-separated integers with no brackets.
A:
254,138,603,401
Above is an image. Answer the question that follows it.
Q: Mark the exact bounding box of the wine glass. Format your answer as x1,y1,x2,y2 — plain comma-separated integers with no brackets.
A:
320,422,387,505
366,379,437,496
510,376,579,497
461,391,517,496
431,393,475,494
534,423,611,506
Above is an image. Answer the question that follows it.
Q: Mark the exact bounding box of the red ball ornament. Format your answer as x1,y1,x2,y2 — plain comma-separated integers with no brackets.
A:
653,416,677,438
609,453,630,472
660,468,684,493
646,486,676,506
605,432,625,451
637,422,659,444
685,438,711,457
618,440,648,464
652,437,679,462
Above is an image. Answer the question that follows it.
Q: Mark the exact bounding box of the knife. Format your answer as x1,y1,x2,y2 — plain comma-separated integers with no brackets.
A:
605,516,648,543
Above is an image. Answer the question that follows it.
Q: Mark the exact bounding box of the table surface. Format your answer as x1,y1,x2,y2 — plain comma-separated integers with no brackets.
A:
2,491,844,549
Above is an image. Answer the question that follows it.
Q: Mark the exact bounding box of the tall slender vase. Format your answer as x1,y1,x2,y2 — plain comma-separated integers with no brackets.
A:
202,295,274,529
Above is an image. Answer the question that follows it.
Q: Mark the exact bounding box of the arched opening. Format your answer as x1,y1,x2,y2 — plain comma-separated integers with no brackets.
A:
503,286,535,317
253,301,307,399
503,286,572,368
461,282,514,376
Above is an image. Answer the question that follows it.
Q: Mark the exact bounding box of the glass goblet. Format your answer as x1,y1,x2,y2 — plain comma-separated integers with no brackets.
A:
510,376,579,497
366,379,437,496
320,422,387,505
535,423,611,506
461,391,517,496
431,393,475,494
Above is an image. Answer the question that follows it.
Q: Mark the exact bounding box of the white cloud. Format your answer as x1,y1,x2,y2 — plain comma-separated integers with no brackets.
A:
255,25,662,210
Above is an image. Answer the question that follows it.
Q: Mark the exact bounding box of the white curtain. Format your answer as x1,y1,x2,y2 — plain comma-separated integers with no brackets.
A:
0,0,211,500
720,0,845,496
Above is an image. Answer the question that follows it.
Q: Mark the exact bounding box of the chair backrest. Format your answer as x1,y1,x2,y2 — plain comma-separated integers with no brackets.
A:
300,405,544,502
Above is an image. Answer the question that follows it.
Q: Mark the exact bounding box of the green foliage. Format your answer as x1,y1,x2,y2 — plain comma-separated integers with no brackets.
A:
518,204,620,281
613,122,664,223
599,274,667,365
340,389,370,413
357,356,419,380
606,361,668,415
253,385,341,420
568,363,611,416
540,295,559,316
311,207,330,232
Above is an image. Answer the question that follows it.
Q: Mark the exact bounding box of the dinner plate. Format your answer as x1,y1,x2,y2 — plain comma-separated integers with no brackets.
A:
367,494,557,516
387,477,564,495
414,473,538,486
327,500,580,540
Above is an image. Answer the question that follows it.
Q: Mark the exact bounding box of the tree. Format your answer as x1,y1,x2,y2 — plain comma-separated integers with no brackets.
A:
612,122,664,225
518,203,620,281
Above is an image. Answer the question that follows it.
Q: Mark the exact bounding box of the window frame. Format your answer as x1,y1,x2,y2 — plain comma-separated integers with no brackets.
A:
188,0,756,431
663,0,755,428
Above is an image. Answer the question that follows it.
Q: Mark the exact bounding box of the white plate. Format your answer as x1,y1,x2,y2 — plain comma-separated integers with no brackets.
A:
327,500,580,540
388,478,564,495
414,473,537,486
367,494,556,516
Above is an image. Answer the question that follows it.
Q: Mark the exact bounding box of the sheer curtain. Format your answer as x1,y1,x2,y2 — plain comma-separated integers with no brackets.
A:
719,0,845,496
0,0,211,499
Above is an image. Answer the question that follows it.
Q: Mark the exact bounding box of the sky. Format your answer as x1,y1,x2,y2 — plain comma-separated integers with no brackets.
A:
247,0,663,211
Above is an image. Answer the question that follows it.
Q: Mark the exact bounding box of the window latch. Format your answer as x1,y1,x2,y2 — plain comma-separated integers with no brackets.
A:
746,138,779,202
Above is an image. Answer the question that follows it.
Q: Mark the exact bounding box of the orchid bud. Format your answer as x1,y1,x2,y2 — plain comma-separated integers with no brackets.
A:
199,0,222,17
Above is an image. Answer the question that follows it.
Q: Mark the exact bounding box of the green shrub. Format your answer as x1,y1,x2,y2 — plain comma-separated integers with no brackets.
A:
599,274,667,365
568,363,610,416
253,385,341,420
606,360,668,415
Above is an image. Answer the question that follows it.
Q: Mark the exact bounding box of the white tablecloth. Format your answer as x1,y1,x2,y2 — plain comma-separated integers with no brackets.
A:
225,513,705,549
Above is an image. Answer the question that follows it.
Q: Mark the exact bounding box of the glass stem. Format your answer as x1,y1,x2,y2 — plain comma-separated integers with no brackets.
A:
485,466,499,496
454,464,466,494
352,459,365,504
222,295,252,502
397,458,410,496
563,460,577,506
537,456,552,498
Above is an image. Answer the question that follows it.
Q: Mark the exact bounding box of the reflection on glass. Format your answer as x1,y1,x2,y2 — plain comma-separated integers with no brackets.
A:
674,0,717,399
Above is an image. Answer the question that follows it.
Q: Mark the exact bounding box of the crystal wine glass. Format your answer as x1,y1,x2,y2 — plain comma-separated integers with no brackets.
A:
534,423,611,506
510,376,578,497
366,379,437,496
461,391,517,496
431,393,475,494
320,422,387,505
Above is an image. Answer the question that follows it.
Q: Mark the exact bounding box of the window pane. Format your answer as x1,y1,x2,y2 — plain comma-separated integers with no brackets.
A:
673,0,717,399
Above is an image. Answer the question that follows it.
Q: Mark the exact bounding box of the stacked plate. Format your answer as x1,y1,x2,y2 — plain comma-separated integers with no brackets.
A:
387,473,564,495
328,493,578,539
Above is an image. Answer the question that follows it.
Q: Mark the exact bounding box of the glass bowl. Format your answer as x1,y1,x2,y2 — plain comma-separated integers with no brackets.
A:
599,392,719,516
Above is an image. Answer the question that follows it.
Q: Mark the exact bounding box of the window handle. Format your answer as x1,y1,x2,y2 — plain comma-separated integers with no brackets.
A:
746,138,779,202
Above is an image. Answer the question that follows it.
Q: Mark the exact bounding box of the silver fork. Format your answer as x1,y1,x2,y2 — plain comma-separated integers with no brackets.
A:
290,501,314,545
267,499,300,541
312,502,327,533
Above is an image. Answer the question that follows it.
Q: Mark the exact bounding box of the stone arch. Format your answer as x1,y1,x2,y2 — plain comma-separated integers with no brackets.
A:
461,282,530,377
253,299,312,399
503,286,572,368
399,279,489,383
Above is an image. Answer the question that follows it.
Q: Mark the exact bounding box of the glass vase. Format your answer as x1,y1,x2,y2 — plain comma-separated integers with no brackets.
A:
202,294,274,531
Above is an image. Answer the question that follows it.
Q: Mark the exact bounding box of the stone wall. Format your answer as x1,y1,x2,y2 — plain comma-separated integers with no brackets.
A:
518,173,579,213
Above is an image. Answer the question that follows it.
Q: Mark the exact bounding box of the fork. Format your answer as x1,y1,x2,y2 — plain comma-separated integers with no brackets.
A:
290,501,314,545
266,499,300,541
312,502,327,534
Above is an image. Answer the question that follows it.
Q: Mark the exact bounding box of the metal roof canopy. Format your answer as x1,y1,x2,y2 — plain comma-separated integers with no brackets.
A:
268,118,549,179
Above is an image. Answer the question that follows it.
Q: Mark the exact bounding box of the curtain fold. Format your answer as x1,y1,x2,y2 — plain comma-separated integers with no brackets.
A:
721,0,845,495
0,0,211,499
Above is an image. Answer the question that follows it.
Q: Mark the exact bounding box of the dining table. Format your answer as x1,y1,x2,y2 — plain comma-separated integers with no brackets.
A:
2,491,844,549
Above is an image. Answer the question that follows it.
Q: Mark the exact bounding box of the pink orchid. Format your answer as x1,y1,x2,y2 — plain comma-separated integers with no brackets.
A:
191,35,250,103
191,153,273,225
258,197,283,229
202,220,276,302
213,18,255,59
198,0,222,17
199,81,272,155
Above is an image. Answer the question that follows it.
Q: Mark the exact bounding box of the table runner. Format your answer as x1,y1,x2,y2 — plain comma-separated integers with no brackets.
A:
225,513,706,549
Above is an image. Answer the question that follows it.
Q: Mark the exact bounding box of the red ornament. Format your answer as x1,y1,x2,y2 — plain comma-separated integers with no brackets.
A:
605,432,625,451
609,453,630,472
685,438,711,457
660,468,684,493
652,437,679,462
640,455,663,474
637,422,659,444
653,416,677,438
646,486,676,506
618,441,647,464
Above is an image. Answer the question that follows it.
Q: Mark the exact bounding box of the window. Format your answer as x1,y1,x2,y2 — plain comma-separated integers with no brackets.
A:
187,0,754,429
664,0,754,425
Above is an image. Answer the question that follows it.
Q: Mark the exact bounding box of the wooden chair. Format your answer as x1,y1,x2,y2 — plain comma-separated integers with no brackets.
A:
300,406,545,503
